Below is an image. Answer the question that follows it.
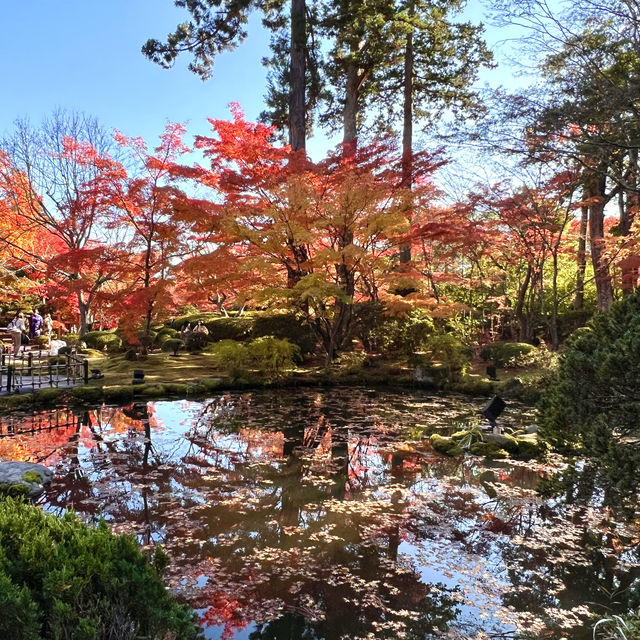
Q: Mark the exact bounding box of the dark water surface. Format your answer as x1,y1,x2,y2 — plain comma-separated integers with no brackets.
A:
3,388,639,639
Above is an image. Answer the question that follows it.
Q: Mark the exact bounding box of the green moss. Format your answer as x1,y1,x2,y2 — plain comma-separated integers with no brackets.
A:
2,395,32,409
33,388,64,404
429,434,463,456
102,385,134,402
163,383,190,396
469,441,510,459
133,384,166,397
0,484,29,496
21,472,41,484
200,378,222,391
69,386,103,403
513,435,549,460
186,384,207,396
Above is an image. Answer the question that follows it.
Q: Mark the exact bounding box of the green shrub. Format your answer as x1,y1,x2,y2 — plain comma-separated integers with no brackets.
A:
57,346,72,356
426,333,470,381
208,340,250,380
350,302,434,354
161,338,184,356
247,336,301,381
539,291,640,506
185,332,209,352
0,499,201,640
208,316,254,341
480,342,535,366
251,313,316,355
82,331,123,352
33,335,49,348
63,333,79,347
155,327,178,344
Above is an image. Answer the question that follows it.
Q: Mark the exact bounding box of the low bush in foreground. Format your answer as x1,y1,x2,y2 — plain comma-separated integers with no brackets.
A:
0,498,201,640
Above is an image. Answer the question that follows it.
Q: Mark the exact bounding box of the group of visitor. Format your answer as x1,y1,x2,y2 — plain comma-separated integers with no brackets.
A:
180,320,209,341
6,310,54,354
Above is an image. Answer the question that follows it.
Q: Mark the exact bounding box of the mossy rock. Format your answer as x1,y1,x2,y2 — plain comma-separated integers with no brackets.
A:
69,386,103,403
34,388,64,404
103,385,134,402
21,471,41,484
469,441,510,459
133,384,166,397
2,395,32,409
513,434,549,460
429,434,463,456
200,378,222,391
163,383,190,396
186,383,207,396
484,432,519,454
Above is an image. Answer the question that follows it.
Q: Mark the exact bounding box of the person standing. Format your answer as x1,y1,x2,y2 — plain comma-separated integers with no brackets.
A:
43,313,53,341
29,309,44,339
7,312,26,354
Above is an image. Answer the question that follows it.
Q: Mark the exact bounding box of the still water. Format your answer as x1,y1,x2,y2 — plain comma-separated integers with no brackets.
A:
2,388,639,639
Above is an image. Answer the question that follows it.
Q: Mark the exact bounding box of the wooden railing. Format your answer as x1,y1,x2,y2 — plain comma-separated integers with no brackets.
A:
0,348,89,393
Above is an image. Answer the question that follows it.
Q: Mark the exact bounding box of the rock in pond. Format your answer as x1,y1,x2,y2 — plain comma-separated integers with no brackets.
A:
429,434,463,456
0,462,53,499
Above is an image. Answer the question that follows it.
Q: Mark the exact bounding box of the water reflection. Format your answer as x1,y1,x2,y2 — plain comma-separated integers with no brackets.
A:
2,389,638,639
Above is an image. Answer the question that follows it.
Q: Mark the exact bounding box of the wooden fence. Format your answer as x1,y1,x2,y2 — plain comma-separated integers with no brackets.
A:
0,349,89,393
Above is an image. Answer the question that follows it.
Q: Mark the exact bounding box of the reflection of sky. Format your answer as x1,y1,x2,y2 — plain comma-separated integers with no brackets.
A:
3,389,632,639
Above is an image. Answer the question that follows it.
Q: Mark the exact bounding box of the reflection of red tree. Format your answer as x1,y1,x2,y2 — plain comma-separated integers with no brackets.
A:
199,590,251,640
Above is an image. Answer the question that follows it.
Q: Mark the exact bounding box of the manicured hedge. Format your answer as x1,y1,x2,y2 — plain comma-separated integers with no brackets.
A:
81,331,123,351
480,342,535,366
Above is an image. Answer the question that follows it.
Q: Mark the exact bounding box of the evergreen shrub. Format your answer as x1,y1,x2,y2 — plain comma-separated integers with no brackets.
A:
82,331,123,352
480,342,535,366
0,499,201,640
161,339,184,356
539,291,640,504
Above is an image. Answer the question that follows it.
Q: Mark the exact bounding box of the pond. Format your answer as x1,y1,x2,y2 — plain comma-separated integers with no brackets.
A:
2,388,639,639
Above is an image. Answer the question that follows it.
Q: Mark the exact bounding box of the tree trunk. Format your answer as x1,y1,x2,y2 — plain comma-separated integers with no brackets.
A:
77,294,89,336
620,149,638,294
343,56,360,147
573,203,588,310
515,265,532,342
289,0,306,152
550,253,559,350
586,171,614,311
399,16,414,266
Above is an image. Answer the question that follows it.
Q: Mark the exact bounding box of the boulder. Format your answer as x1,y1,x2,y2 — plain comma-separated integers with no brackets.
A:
0,462,53,499
469,441,509,459
429,434,463,456
484,432,519,453
525,424,540,434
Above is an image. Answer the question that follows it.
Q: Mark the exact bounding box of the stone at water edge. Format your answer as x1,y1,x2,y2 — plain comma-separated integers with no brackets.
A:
0,461,53,498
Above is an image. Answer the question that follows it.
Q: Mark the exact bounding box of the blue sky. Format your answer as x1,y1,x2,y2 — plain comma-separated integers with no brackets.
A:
1,0,522,160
